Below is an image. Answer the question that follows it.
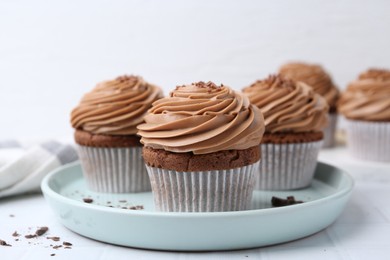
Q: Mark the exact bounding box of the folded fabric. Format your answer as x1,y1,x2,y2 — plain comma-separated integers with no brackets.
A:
0,140,78,199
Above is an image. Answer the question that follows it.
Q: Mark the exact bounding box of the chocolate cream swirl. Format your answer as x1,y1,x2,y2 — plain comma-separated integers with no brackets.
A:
71,75,163,135
242,75,328,133
137,82,265,154
279,62,339,108
338,69,390,121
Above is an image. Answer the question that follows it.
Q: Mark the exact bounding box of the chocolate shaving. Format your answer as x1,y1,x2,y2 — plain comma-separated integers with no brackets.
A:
63,241,72,246
83,198,93,203
36,226,49,236
51,254,56,256
12,231,20,237
9,214,15,217
53,245,62,249
25,234,37,239
0,239,12,246
271,196,303,207
119,200,127,203
129,205,144,210
47,236,60,242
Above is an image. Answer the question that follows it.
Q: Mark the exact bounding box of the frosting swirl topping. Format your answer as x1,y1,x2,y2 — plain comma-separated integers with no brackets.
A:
137,81,265,154
338,68,390,121
242,75,328,133
71,75,163,135
279,62,339,108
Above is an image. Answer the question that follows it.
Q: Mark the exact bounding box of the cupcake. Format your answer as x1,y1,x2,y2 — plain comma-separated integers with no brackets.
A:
137,81,265,212
242,75,328,190
279,62,339,148
71,75,163,193
338,68,390,162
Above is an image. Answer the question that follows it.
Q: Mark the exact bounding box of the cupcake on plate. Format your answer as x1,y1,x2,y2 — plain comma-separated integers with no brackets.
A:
242,75,328,190
338,68,390,162
71,75,163,193
137,81,265,212
279,62,339,148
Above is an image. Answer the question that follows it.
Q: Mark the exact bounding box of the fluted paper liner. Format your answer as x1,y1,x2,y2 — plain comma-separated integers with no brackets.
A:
77,146,151,193
256,141,322,190
345,119,390,162
322,113,338,148
146,162,259,212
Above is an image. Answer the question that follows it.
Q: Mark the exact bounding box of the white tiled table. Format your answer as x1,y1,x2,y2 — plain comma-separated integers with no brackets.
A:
1,146,390,260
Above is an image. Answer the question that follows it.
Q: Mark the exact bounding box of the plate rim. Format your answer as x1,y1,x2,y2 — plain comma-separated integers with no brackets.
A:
41,160,354,218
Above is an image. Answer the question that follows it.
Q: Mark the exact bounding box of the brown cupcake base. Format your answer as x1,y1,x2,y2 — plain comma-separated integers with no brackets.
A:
74,130,142,147
261,131,323,144
142,146,260,172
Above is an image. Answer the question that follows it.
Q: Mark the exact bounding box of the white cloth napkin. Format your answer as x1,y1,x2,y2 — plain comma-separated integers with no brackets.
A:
0,140,78,199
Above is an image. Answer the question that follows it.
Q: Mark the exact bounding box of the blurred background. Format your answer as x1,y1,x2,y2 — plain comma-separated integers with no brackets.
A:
1,0,390,140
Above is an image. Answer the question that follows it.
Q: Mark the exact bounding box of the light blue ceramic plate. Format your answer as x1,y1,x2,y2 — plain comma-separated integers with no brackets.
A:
41,161,353,251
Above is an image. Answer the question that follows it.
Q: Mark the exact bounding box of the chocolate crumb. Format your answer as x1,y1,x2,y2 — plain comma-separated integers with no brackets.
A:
15,239,19,241
47,236,60,242
271,196,303,207
53,245,62,249
0,239,12,247
83,198,93,203
9,214,15,217
129,205,144,210
36,226,49,236
25,234,37,239
51,254,56,256
63,241,72,246
12,231,20,237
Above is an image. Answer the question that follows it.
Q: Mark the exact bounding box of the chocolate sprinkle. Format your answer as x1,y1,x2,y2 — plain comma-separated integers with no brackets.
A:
271,196,303,207
47,236,60,242
83,198,93,203
0,239,12,247
36,226,49,236
129,205,144,210
53,245,62,249
25,234,37,239
51,254,56,256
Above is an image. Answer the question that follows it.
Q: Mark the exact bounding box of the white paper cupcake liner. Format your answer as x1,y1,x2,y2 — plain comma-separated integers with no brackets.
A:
322,113,338,148
145,162,259,212
256,141,322,190
77,145,151,193
345,119,390,162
